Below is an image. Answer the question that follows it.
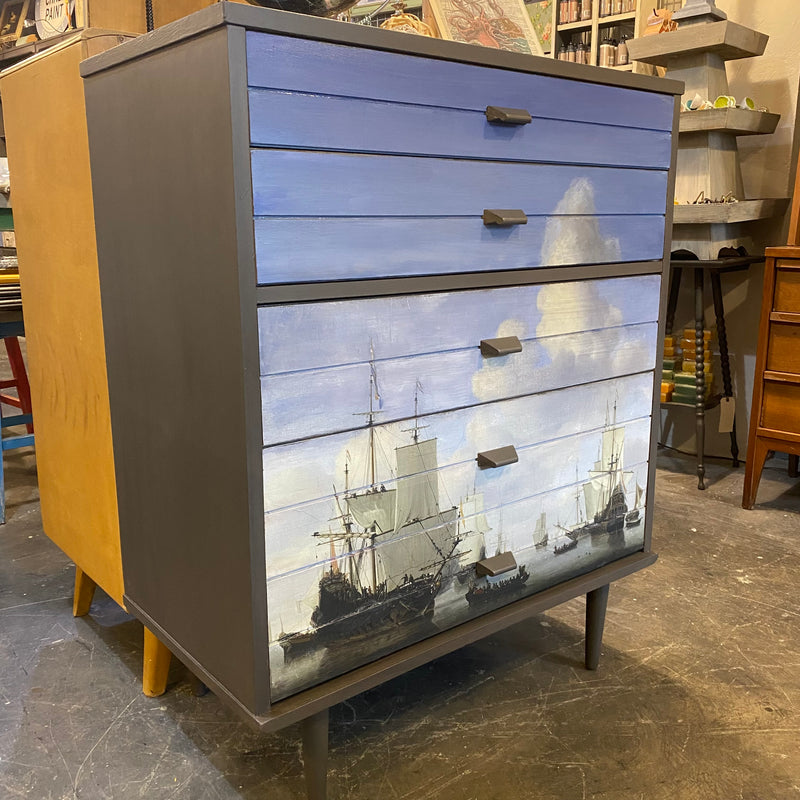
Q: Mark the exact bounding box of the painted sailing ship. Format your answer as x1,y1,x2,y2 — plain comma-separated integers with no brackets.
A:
455,492,489,584
625,482,644,527
572,402,632,538
533,511,548,549
278,368,461,661
464,517,529,608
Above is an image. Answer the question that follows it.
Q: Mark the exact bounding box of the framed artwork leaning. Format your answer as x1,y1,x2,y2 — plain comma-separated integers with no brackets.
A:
0,0,30,42
424,0,543,55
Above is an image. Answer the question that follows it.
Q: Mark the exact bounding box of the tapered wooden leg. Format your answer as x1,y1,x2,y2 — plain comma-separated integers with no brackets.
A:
302,708,329,800
742,437,770,510
142,627,172,697
73,567,98,617
585,584,610,671
789,454,799,479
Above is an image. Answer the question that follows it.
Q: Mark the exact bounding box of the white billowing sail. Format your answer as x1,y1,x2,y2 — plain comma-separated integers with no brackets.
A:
394,439,440,528
533,512,548,547
582,475,607,521
458,493,490,567
346,490,396,534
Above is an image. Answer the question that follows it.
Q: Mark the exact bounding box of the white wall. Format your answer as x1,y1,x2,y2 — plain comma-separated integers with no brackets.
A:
660,0,800,461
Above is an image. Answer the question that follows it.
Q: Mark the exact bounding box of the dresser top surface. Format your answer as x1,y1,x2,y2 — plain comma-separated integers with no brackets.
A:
80,0,683,97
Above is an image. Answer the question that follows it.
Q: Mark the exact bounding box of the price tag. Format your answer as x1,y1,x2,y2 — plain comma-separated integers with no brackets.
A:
35,0,70,40
719,396,735,433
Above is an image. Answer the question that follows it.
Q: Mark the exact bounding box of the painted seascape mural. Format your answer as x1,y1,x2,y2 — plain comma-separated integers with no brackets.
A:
260,276,660,700
258,180,663,700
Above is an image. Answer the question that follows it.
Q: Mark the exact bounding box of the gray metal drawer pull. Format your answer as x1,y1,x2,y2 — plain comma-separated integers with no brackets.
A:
482,209,528,227
476,551,518,577
476,445,518,469
485,106,532,125
480,336,523,357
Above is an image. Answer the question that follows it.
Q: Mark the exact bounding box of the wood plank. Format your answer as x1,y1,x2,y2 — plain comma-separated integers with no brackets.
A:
763,371,800,385
258,275,662,375
672,198,789,225
262,371,655,514
678,108,780,137
261,322,658,445
0,38,125,605
626,20,768,65
263,417,653,553
251,151,670,217
248,89,673,169
769,312,800,324
254,214,666,284
245,31,676,132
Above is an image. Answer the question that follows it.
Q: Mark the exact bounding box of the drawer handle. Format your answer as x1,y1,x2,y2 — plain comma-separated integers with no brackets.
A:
480,336,523,357
476,445,518,469
482,209,528,227
485,106,532,125
476,551,518,577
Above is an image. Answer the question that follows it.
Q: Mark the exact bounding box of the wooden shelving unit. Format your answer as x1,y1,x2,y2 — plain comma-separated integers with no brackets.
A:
550,0,648,70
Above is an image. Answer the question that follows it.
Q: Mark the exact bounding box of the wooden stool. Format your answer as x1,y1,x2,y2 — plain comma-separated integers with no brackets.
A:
0,334,33,434
73,566,173,697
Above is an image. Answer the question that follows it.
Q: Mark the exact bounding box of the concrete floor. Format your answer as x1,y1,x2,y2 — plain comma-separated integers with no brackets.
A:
1,446,799,799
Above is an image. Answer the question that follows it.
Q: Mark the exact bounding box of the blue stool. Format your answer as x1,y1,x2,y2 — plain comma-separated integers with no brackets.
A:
0,319,34,523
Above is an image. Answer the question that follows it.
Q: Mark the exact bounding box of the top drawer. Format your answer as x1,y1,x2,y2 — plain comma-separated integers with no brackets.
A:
245,32,675,133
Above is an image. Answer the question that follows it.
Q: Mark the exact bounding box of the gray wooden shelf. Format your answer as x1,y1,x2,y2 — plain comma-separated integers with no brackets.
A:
679,108,781,137
673,198,789,225
626,20,767,65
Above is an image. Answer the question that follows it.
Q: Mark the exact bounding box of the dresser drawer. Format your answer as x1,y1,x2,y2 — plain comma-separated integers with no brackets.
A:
251,150,669,218
773,262,800,312
264,376,654,700
259,276,661,445
246,32,675,133
248,88,672,169
761,380,800,433
254,215,665,285
766,322,800,374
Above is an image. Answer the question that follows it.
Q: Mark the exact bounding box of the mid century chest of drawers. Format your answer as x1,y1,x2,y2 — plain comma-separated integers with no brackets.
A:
80,3,680,793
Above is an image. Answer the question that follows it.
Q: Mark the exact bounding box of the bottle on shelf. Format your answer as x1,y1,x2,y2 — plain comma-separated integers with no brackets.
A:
566,41,576,62
617,33,629,65
557,41,568,60
599,35,616,67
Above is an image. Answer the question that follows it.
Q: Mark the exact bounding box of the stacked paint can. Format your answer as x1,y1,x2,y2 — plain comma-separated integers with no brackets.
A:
661,334,679,401
661,329,715,404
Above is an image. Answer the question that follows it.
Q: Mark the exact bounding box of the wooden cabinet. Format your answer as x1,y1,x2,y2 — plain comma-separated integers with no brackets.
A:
743,251,800,508
80,3,679,791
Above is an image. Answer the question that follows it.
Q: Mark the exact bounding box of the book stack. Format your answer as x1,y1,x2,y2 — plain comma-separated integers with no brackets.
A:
661,334,679,402
672,328,714,405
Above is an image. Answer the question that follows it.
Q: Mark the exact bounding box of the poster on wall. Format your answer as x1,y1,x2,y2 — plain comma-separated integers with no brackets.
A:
35,0,71,39
525,0,552,53
424,0,544,55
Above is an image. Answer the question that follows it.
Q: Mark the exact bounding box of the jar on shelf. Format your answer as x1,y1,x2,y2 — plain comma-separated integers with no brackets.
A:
569,0,579,22
581,0,591,21
599,36,616,67
617,34,629,65
566,41,576,62
614,0,623,14
559,0,569,24
557,42,568,60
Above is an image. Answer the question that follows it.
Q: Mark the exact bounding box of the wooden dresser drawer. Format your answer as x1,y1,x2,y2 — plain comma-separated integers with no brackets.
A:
264,371,654,699
248,88,672,169
259,275,661,445
761,380,800,433
773,262,800,312
246,32,675,133
766,322,800,374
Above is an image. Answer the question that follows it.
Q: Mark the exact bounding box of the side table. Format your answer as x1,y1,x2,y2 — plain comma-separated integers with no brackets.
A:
663,256,762,488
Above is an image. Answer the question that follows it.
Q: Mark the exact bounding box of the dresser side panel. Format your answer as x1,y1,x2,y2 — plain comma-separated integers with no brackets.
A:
83,27,264,713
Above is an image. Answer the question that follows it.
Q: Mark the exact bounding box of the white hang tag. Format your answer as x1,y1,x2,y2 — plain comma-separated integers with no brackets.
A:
719,397,735,433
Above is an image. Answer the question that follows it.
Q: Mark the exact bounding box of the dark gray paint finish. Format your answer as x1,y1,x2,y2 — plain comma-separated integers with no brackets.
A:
80,2,683,97
84,27,266,713
81,8,679,732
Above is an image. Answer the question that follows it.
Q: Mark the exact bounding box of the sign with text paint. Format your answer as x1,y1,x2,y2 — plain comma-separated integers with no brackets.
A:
35,0,70,39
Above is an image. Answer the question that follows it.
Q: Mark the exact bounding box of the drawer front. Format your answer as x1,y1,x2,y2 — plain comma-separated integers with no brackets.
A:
253,215,665,285
248,88,672,169
246,31,675,133
761,380,800,433
264,373,655,701
766,323,800,374
251,150,669,217
258,276,661,445
773,262,800,312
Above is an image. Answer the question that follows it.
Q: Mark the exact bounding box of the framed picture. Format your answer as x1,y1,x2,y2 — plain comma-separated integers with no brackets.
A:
0,0,30,42
424,0,543,55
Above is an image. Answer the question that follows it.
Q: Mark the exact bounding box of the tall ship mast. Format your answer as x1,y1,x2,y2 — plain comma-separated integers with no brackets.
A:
279,361,461,660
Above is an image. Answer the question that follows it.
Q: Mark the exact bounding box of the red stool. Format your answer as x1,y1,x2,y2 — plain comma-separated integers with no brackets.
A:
0,336,33,434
